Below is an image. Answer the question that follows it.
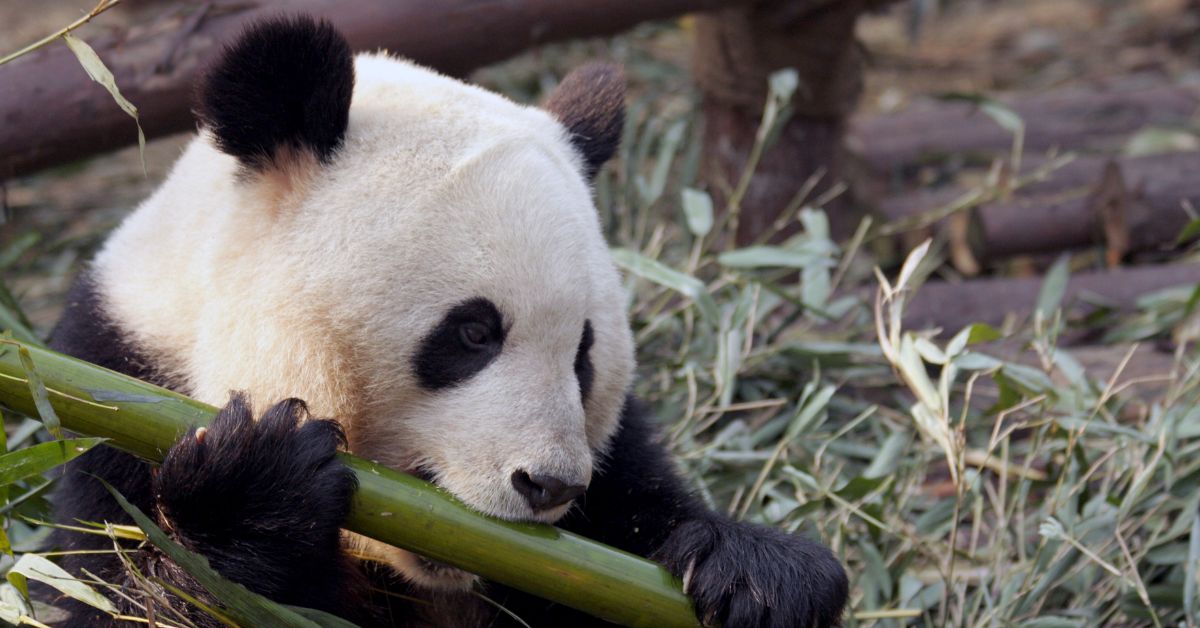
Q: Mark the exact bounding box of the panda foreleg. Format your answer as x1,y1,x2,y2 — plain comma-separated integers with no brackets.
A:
564,396,850,628
145,393,364,621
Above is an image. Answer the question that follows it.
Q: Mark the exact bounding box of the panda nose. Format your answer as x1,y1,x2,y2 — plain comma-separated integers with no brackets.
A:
511,470,586,511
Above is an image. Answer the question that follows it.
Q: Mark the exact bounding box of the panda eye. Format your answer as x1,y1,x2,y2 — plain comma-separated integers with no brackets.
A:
458,322,491,350
415,298,506,391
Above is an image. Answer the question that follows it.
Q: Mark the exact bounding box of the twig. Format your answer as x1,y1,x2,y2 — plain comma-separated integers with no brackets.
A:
0,0,121,66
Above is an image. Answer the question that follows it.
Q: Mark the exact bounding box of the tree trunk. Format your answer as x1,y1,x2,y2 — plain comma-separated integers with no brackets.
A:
692,0,899,243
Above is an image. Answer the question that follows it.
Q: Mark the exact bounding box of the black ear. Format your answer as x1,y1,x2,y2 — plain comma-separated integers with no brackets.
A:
544,63,625,180
196,15,354,171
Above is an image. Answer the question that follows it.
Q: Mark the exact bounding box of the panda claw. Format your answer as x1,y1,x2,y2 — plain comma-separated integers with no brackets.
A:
654,517,848,628
151,394,357,604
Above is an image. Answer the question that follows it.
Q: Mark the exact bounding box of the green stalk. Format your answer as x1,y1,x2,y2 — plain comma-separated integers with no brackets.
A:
0,340,697,627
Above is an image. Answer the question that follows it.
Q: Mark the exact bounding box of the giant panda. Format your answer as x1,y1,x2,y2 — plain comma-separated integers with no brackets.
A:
45,15,848,628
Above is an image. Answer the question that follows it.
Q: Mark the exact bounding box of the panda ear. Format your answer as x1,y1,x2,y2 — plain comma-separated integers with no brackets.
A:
544,63,625,180
196,15,355,172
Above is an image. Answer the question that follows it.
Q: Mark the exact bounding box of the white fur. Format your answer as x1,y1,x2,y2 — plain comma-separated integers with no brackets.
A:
93,54,635,586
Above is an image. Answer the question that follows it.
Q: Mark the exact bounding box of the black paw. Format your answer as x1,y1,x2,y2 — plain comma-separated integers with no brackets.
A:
653,518,848,628
154,393,357,598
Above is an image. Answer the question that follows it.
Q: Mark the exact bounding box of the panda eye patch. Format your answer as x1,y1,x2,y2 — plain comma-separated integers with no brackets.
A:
574,320,595,402
414,298,506,391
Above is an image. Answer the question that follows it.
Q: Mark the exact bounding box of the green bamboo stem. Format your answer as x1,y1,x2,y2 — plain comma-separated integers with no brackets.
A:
0,340,698,627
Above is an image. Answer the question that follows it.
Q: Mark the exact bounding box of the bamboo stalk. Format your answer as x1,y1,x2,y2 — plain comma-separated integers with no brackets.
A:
0,340,698,627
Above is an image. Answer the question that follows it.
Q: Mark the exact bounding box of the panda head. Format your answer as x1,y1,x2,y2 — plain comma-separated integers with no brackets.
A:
190,15,635,565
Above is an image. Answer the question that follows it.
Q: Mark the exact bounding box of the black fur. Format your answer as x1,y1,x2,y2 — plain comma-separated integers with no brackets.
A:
155,394,359,612
543,64,625,180
584,401,848,628
196,15,354,170
43,274,167,624
413,297,506,391
47,278,848,626
44,275,364,625
487,399,849,627
652,519,849,628
574,320,595,402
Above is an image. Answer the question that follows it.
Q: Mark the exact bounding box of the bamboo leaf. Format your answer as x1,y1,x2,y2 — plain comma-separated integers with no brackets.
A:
613,248,718,322
0,233,40,271
0,598,51,628
798,208,830,242
16,345,62,438
9,553,116,614
944,327,973,359
62,33,146,173
680,188,713,237
0,583,46,628
898,336,941,412
937,92,1024,135
1175,218,1200,246
896,240,932,292
638,120,686,206
0,438,104,486
286,605,364,628
965,323,1002,345
101,478,328,627
801,263,831,310
784,384,836,441
716,328,742,408
0,280,40,351
913,336,948,365
718,245,826,269
1124,127,1200,157
1036,255,1071,318
863,431,908,479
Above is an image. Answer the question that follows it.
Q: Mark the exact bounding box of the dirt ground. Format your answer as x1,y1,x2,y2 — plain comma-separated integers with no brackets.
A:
1,0,1197,333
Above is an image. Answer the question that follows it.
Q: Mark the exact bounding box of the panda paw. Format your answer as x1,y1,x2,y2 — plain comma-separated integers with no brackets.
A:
653,517,848,628
153,393,357,596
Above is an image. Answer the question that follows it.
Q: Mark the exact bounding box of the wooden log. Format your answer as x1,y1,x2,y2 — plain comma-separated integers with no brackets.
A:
901,262,1200,334
0,0,750,178
850,82,1200,177
986,342,1178,401
878,151,1200,261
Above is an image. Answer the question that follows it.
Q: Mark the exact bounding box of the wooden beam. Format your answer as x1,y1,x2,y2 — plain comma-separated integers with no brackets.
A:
902,263,1200,334
851,83,1200,177
877,151,1200,262
1,0,749,178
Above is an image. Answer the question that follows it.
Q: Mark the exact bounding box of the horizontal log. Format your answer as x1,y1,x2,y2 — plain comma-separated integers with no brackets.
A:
850,82,1200,175
902,262,1200,334
0,0,749,178
879,151,1200,260
989,342,1178,400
